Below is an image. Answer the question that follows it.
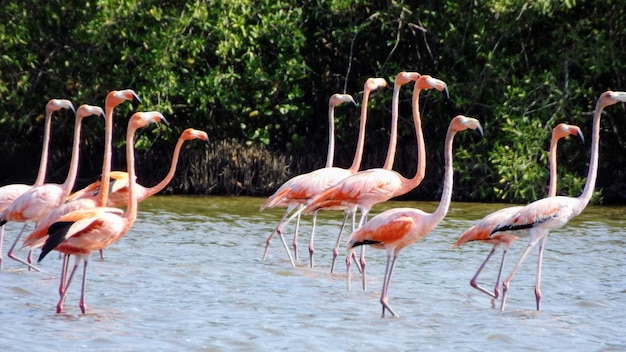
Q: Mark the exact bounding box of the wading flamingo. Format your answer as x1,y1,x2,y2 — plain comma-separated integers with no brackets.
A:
304,75,448,287
0,99,75,268
486,91,626,311
19,90,140,286
347,115,483,317
0,104,104,271
452,123,584,300
36,111,168,314
261,77,388,267
272,73,421,268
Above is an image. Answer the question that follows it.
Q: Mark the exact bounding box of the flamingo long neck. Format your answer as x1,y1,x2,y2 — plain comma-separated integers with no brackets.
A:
60,115,83,197
430,127,457,225
348,89,371,173
382,81,404,170
125,125,139,224
146,137,185,198
34,109,53,186
547,133,559,197
325,103,336,168
578,100,603,206
406,84,426,186
98,102,116,206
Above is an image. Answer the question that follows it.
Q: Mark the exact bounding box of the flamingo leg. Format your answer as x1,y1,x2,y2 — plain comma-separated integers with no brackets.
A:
292,211,301,261
79,259,89,314
99,249,104,260
357,210,369,291
501,240,538,312
308,210,318,268
380,254,399,318
7,223,42,272
469,246,498,298
535,237,547,311
58,258,81,314
59,254,71,297
331,213,349,273
262,209,290,261
493,245,511,299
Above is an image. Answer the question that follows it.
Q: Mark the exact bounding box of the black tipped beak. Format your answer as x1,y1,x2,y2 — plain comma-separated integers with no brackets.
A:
443,86,450,100
577,132,585,144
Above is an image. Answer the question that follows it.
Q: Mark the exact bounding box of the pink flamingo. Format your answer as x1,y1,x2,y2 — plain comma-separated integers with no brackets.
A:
452,123,584,300
35,111,168,314
0,99,75,268
347,115,483,317
19,90,140,284
261,77,388,267
483,91,626,311
0,104,104,271
304,75,448,287
64,128,209,207
276,72,422,268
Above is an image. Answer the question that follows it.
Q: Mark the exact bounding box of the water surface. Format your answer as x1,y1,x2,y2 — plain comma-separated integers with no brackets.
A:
1,196,624,351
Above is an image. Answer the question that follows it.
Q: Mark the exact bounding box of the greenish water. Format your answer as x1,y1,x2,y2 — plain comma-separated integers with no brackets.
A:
1,196,625,351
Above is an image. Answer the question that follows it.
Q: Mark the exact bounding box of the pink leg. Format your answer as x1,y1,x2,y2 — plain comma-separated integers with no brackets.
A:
79,260,89,314
346,249,353,291
501,241,537,312
7,223,42,272
58,259,81,314
360,246,367,291
99,249,104,260
493,245,511,299
291,211,301,261
331,213,349,273
470,246,498,298
535,237,547,311
380,254,399,318
262,209,290,261
59,254,70,297
308,211,318,268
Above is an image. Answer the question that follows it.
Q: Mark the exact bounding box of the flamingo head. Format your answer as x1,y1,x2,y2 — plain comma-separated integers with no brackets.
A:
75,104,105,120
418,75,449,99
553,123,584,143
329,94,356,108
46,99,76,115
364,77,388,92
106,89,142,109
450,115,483,137
394,71,421,86
181,128,209,145
599,91,626,108
129,111,169,130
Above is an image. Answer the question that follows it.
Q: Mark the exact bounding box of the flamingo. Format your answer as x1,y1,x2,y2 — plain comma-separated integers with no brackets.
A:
35,111,168,314
261,77,388,267
0,99,75,268
0,104,104,271
63,128,209,207
452,123,584,300
18,90,140,286
304,75,449,287
484,90,626,311
274,73,422,268
347,115,483,317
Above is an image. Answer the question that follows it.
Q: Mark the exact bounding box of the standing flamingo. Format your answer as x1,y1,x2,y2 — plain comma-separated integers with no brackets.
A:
347,115,483,317
271,73,421,268
35,111,168,314
63,128,209,207
304,75,448,286
452,123,584,300
486,90,626,311
0,104,104,271
19,90,140,283
0,99,75,268
261,77,388,267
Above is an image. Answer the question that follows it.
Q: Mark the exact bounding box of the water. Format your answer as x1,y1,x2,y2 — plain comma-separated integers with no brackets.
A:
1,196,625,351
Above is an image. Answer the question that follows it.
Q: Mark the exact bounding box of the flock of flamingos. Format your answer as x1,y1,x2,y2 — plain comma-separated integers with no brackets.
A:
0,72,624,318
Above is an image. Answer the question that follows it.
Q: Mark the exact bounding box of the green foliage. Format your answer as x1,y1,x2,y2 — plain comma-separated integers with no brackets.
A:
1,0,626,201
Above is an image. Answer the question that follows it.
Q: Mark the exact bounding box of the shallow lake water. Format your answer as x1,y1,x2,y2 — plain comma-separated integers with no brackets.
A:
1,196,625,351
